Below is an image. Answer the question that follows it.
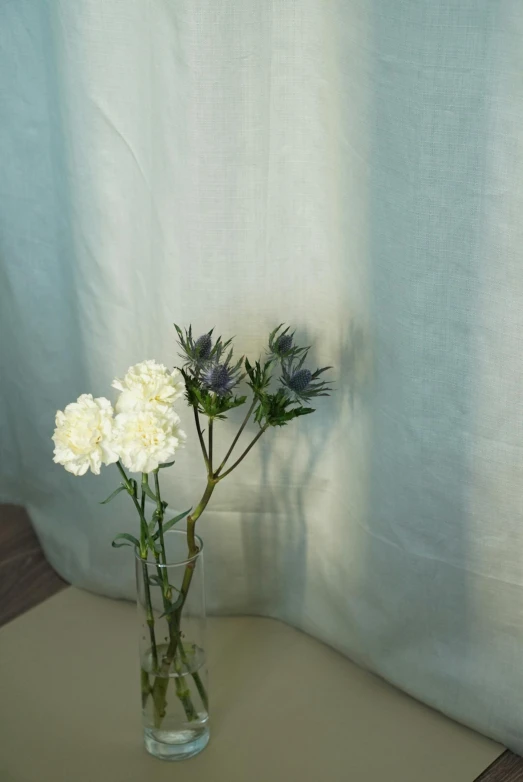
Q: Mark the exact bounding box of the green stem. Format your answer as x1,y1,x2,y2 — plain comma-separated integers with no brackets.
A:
116,463,159,671
147,397,271,721
193,405,210,472
142,563,158,671
140,668,151,709
140,476,146,534
116,460,129,485
140,479,159,671
177,642,208,711
153,471,168,577
151,468,204,722
215,398,256,476
173,653,198,722
116,462,148,555
150,414,268,718
208,418,214,474
216,424,269,481
150,553,197,723
150,478,216,717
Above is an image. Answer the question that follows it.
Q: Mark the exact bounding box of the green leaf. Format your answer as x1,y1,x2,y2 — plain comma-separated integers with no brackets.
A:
158,460,175,469
251,385,316,428
159,595,184,617
245,357,273,397
271,406,315,426
148,512,160,536
153,508,192,539
141,482,157,501
144,526,158,553
100,484,127,504
111,533,140,549
268,323,286,346
149,575,180,592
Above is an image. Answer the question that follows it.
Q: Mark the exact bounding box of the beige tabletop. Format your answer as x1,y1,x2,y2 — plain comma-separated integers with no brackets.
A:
0,587,502,782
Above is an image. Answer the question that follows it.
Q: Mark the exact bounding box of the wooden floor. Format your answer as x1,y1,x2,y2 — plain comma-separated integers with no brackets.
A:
475,754,523,782
0,504,66,627
0,504,521,780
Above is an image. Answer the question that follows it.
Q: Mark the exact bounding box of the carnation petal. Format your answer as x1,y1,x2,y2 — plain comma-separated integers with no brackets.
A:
112,408,186,474
52,394,116,477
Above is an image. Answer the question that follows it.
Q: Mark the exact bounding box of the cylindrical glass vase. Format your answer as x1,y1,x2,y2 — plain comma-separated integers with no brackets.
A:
135,529,209,761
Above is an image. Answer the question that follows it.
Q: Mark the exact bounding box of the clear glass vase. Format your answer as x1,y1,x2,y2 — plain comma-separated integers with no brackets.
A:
135,529,209,761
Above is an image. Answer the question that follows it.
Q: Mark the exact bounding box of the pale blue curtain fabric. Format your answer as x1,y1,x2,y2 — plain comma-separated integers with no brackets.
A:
2,0,523,752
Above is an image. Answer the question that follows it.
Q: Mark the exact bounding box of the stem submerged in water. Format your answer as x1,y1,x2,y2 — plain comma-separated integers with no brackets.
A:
149,404,271,722
136,401,271,728
148,468,210,724
141,668,151,709
150,477,216,719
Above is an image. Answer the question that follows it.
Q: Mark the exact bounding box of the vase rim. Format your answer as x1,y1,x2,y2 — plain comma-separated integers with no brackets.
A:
134,528,204,566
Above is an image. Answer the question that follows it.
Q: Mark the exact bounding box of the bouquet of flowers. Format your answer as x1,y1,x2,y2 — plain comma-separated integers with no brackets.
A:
52,324,331,760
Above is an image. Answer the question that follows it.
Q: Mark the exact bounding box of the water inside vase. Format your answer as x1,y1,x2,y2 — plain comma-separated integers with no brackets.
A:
141,643,209,760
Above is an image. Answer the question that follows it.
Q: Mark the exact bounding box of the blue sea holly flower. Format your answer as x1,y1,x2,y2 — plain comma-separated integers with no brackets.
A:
201,355,244,397
276,333,293,354
280,355,332,403
202,363,235,396
194,333,212,361
287,368,312,395
175,325,214,370
268,324,308,362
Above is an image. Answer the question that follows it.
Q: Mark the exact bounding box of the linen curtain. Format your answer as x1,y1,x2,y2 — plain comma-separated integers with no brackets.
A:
2,0,523,752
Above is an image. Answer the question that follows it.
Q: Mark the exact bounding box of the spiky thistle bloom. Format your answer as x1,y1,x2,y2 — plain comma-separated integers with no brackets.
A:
287,368,312,394
268,324,308,362
280,352,332,403
276,333,293,354
175,324,214,370
194,333,212,360
201,352,245,397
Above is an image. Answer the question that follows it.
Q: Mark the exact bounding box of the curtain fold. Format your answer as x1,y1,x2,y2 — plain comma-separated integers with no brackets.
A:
2,0,523,752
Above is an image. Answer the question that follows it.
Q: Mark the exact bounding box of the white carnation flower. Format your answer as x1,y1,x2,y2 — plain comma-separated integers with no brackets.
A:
52,394,118,476
112,360,184,417
113,409,186,474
